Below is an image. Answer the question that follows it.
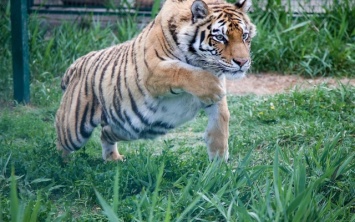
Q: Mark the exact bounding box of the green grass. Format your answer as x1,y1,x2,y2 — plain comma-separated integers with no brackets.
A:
0,0,354,220
250,0,355,77
0,85,354,221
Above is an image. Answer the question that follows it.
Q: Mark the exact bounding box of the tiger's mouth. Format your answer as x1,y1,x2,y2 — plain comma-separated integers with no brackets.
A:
218,60,250,71
222,70,246,79
216,60,249,79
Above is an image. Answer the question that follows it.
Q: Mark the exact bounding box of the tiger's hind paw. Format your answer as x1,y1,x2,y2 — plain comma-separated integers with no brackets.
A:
57,148,72,163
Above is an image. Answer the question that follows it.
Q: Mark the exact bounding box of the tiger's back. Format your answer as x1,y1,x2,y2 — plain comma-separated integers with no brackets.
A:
56,0,256,161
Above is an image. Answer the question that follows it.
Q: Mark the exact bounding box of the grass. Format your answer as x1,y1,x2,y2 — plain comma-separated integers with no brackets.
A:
0,85,354,221
0,0,354,221
250,0,355,77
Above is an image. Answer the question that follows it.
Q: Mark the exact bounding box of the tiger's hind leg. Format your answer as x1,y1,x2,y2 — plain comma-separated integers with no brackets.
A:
55,87,101,160
100,125,125,161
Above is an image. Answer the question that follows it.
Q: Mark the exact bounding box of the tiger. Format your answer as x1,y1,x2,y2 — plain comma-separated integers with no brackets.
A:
55,0,256,162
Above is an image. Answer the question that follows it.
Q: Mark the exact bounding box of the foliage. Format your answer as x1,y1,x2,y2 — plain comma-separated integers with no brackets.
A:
0,0,354,220
250,0,355,77
0,86,354,221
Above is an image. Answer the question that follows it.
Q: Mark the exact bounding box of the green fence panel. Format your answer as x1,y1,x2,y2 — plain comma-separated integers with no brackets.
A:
11,0,30,104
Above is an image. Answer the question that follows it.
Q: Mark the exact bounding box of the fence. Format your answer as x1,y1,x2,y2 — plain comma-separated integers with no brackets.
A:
28,0,333,14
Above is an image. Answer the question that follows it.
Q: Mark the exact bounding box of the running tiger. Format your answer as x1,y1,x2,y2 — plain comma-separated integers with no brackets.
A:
55,0,256,161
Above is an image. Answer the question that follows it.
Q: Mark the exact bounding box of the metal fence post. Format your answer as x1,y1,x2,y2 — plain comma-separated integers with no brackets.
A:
11,0,30,104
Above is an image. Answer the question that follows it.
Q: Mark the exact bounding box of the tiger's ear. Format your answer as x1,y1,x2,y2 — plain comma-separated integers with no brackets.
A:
235,0,252,12
191,0,209,23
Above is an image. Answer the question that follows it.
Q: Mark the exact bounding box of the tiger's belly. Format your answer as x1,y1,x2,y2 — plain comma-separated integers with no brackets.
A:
152,93,203,130
106,93,203,141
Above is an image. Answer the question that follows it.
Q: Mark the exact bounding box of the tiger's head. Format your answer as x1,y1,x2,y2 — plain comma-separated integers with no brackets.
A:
175,0,256,79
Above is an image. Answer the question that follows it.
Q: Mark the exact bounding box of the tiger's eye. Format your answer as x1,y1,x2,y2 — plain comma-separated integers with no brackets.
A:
215,35,225,41
242,33,249,40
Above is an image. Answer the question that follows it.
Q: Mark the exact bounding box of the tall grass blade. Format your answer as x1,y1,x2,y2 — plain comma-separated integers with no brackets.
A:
293,188,312,222
1,153,11,176
235,197,253,221
163,194,171,222
10,167,19,222
151,0,161,18
295,158,306,194
335,154,354,179
95,189,121,222
0,195,2,222
281,21,311,33
148,163,164,222
112,166,120,213
273,147,283,214
175,195,202,222
29,194,42,222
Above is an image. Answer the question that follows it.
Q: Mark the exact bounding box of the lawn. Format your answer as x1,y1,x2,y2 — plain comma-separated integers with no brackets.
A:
0,85,354,221
0,0,354,221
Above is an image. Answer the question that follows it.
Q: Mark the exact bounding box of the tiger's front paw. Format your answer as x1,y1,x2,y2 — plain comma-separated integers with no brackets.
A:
193,72,225,105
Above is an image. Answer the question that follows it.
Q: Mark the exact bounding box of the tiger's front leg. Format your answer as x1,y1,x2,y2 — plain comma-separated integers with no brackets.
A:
146,60,225,105
204,96,230,161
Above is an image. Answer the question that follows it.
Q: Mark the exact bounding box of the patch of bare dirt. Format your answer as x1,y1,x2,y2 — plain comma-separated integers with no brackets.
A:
226,73,355,95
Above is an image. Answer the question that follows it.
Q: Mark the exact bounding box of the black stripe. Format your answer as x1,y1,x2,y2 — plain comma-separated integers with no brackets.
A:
89,97,99,127
216,13,223,20
74,86,83,144
111,47,124,80
123,111,140,134
116,46,128,101
168,17,179,46
83,52,100,96
131,39,146,96
88,51,107,97
122,44,130,92
140,128,166,138
67,127,81,150
64,84,80,151
219,21,227,26
110,90,126,129
98,50,115,119
189,27,199,53
152,121,174,129
160,23,176,50
200,30,206,45
80,104,93,139
56,114,69,151
102,127,116,144
170,88,179,94
128,90,150,126
113,89,125,123
155,49,166,61
109,112,126,135
161,38,181,60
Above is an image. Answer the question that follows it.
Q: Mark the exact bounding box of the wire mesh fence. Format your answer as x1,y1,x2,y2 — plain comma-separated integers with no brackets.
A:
28,0,338,13
255,0,333,13
1,0,353,16
30,0,154,12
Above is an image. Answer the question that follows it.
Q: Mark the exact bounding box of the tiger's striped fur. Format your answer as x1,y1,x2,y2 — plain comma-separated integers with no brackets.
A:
55,0,256,161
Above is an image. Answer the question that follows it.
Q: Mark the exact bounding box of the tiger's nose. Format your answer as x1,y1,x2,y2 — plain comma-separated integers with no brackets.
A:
233,58,248,67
